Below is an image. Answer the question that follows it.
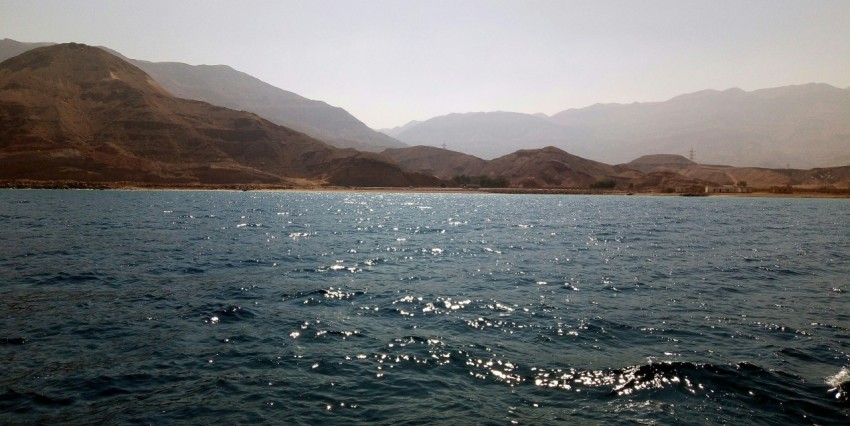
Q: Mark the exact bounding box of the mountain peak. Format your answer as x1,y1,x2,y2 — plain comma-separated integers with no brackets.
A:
2,43,170,97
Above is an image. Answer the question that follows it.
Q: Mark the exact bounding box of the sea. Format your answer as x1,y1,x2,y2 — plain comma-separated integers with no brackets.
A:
1,189,848,425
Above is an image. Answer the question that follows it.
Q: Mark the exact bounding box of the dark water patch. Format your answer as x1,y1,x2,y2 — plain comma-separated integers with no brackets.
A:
181,266,206,274
0,389,75,411
42,271,102,284
780,347,819,362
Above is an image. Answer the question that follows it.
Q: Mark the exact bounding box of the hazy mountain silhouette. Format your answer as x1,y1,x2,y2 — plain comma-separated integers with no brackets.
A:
0,43,433,187
385,111,586,160
384,85,850,169
550,84,850,168
379,120,423,139
0,38,406,153
0,38,53,62
126,59,406,152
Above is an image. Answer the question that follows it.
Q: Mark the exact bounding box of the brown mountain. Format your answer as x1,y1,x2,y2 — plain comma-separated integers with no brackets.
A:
381,145,487,179
0,43,435,187
625,155,850,189
0,38,406,153
481,146,621,188
384,145,631,188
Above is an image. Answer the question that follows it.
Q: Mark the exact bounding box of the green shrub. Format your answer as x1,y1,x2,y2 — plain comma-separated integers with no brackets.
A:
590,179,616,189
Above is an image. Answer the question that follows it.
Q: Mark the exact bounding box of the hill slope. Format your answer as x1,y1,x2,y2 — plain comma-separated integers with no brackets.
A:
384,145,633,188
482,146,621,188
0,43,432,187
624,154,850,189
0,38,406,153
127,59,406,152
381,145,488,179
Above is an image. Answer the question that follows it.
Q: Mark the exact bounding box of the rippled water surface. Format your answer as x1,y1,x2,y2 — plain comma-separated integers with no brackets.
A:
1,190,848,424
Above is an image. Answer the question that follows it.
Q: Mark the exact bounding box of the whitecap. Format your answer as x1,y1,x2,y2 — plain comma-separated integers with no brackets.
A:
827,367,850,388
827,367,850,401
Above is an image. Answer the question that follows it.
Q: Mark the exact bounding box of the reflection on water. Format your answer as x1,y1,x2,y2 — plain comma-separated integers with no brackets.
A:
0,190,848,423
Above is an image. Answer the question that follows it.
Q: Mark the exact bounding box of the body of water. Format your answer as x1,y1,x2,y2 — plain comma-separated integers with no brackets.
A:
1,190,848,424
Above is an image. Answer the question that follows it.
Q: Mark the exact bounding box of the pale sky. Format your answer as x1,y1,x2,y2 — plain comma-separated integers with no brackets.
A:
2,0,849,129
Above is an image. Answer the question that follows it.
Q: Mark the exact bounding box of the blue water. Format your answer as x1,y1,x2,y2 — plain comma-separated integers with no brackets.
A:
1,190,848,424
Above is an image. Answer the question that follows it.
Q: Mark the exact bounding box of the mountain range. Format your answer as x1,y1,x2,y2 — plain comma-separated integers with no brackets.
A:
1,39,847,192
0,38,405,153
5,38,849,171
382,145,850,190
384,85,850,169
0,43,433,187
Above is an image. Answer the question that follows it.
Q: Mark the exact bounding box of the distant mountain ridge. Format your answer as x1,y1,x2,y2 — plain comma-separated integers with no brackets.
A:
385,111,585,160
549,83,850,169
0,38,405,153
379,120,423,139
385,84,850,169
0,43,433,187
0,38,53,61
126,59,406,152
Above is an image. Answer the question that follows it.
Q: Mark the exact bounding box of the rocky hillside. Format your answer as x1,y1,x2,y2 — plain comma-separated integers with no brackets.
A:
481,147,621,188
625,155,850,189
0,38,406,153
0,43,434,187
382,145,487,179
384,145,637,188
384,145,850,190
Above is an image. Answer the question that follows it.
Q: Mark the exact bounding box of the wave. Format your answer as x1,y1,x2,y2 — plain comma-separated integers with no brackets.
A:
827,367,850,403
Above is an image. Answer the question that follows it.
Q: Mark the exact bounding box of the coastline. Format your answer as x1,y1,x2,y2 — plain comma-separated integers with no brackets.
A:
1,180,848,198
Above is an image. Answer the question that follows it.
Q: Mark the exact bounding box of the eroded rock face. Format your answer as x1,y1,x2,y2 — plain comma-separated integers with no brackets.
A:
0,44,428,187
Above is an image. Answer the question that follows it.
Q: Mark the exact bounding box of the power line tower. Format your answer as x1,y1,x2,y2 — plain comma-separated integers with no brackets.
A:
441,142,447,150
688,147,695,162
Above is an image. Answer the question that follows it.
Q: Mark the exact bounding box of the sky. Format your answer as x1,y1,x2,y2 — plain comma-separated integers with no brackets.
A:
2,0,849,129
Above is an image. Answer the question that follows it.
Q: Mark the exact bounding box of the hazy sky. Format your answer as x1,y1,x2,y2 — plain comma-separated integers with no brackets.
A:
2,0,849,129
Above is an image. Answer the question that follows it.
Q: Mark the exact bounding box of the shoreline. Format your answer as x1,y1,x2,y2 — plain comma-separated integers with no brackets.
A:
1,181,848,198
